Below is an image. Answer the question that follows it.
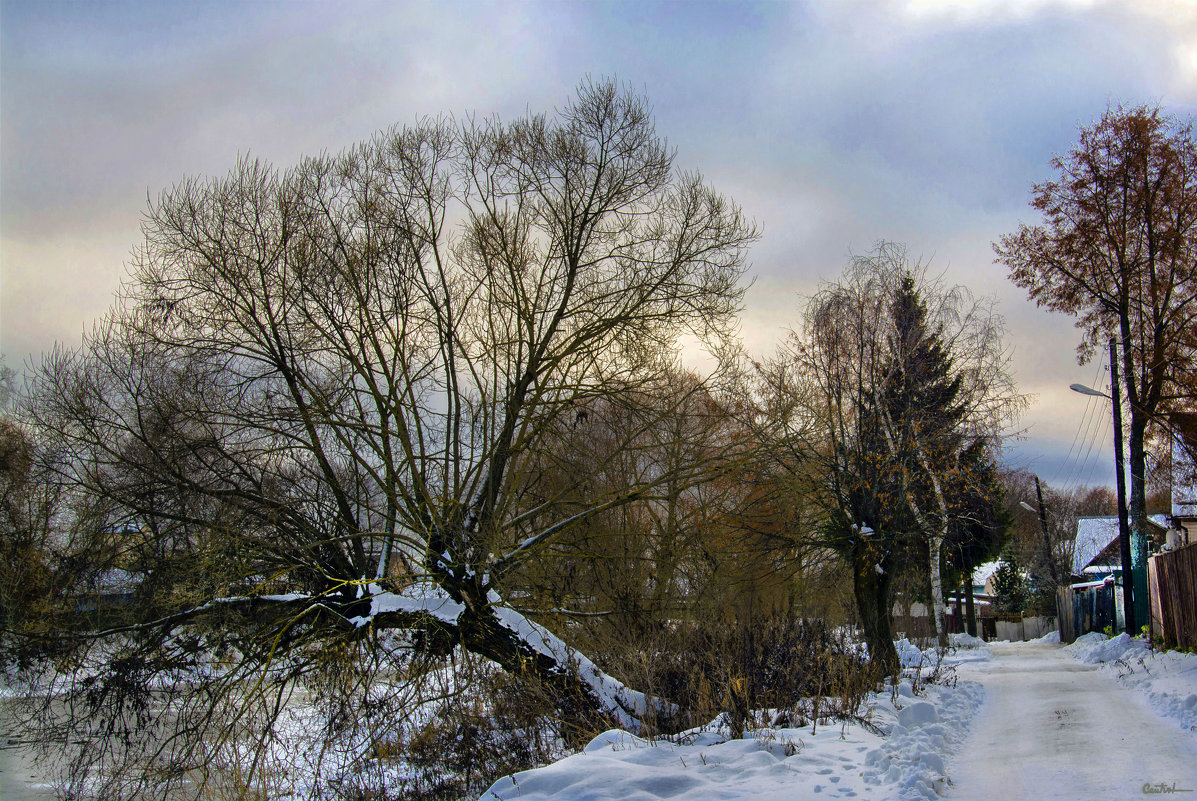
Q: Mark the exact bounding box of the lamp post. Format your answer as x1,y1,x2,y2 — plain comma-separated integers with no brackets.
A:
1069,337,1135,634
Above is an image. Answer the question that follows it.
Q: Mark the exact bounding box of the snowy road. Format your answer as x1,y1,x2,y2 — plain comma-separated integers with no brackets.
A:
949,642,1197,800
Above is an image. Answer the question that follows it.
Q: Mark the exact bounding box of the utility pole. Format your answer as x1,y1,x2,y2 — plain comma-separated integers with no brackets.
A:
1034,476,1058,588
1110,337,1135,634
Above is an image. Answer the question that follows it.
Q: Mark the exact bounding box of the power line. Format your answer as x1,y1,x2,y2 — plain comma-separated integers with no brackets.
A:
1058,361,1109,494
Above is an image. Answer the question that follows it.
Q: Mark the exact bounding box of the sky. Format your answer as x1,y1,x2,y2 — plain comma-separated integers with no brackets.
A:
3,0,1195,493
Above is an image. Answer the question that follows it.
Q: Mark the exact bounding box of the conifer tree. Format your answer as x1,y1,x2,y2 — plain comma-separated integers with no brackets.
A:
992,549,1027,614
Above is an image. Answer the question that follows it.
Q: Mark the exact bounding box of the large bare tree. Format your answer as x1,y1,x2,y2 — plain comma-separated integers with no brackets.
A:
996,105,1197,625
19,80,755,799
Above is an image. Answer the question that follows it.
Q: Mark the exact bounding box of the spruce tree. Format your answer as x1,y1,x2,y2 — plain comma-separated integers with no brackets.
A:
879,272,1006,644
992,549,1027,614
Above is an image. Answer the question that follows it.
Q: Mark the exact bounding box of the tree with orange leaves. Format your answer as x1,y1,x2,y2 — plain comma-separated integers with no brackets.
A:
996,105,1197,625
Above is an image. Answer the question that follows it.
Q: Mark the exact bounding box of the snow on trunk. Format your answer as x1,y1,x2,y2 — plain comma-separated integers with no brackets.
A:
360,582,667,732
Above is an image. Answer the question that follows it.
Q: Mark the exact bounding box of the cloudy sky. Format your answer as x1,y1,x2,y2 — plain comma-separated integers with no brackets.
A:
3,0,1194,491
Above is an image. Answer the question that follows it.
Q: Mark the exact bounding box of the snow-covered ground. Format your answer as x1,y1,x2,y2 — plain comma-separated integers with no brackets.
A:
8,632,1197,800
481,633,1197,801
948,634,1197,800
1063,631,1197,733
481,636,990,801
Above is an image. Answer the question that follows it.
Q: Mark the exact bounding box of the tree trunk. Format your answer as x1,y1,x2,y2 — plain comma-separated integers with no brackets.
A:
964,561,978,638
852,550,897,678
899,430,951,649
1128,413,1151,634
455,606,627,738
929,530,948,647
417,548,662,737
953,575,963,636
393,583,663,738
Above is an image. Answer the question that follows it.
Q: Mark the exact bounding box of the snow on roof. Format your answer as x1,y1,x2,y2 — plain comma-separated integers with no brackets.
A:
1069,576,1115,590
972,560,1000,587
1071,514,1168,575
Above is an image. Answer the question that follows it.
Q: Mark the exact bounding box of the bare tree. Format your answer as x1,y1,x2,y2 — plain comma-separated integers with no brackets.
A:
756,252,906,673
996,105,1197,624
20,79,755,798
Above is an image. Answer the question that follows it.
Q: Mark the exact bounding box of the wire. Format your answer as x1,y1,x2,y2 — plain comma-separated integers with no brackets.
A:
1056,360,1103,489
1058,360,1109,495
1074,403,1112,492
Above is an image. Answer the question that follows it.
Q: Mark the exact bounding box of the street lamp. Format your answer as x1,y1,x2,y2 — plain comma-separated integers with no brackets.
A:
1069,383,1109,398
1069,337,1135,634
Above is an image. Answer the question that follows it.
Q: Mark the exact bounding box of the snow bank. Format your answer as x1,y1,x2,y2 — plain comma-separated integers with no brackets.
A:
893,636,991,670
1063,631,1145,664
896,638,929,668
1065,633,1197,734
861,680,985,800
949,632,988,649
481,673,985,801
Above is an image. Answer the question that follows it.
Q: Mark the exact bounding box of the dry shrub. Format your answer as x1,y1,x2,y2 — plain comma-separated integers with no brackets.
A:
372,656,570,801
588,612,875,736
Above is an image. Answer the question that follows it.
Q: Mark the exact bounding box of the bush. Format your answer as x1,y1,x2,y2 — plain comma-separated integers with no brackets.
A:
588,612,875,736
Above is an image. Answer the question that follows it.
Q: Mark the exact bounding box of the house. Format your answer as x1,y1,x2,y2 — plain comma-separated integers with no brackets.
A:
971,560,1003,597
75,568,141,614
1168,411,1197,547
1070,514,1169,579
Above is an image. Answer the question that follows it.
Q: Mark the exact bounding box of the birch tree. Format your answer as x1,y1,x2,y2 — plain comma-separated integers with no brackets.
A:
780,244,1022,658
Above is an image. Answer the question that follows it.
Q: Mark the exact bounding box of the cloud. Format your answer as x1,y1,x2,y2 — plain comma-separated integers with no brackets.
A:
897,0,1102,21
891,0,1197,101
2,0,1193,486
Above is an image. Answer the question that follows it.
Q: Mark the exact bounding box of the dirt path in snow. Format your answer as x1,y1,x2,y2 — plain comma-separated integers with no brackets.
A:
949,642,1197,800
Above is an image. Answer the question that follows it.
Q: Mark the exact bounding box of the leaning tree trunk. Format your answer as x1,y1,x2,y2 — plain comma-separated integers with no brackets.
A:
413,533,667,738
371,577,665,740
456,605,627,739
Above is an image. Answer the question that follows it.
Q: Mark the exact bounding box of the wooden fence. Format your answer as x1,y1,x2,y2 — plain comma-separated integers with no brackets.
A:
1148,541,1197,650
1056,580,1118,644
892,610,1001,642
993,614,1056,642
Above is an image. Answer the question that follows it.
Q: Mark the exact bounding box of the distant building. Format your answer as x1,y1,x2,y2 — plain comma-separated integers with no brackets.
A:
1071,514,1169,579
75,568,140,613
971,560,1003,597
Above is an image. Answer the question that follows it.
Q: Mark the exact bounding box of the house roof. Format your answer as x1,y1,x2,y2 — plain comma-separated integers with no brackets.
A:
1173,413,1197,520
972,560,1000,588
1071,514,1168,575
